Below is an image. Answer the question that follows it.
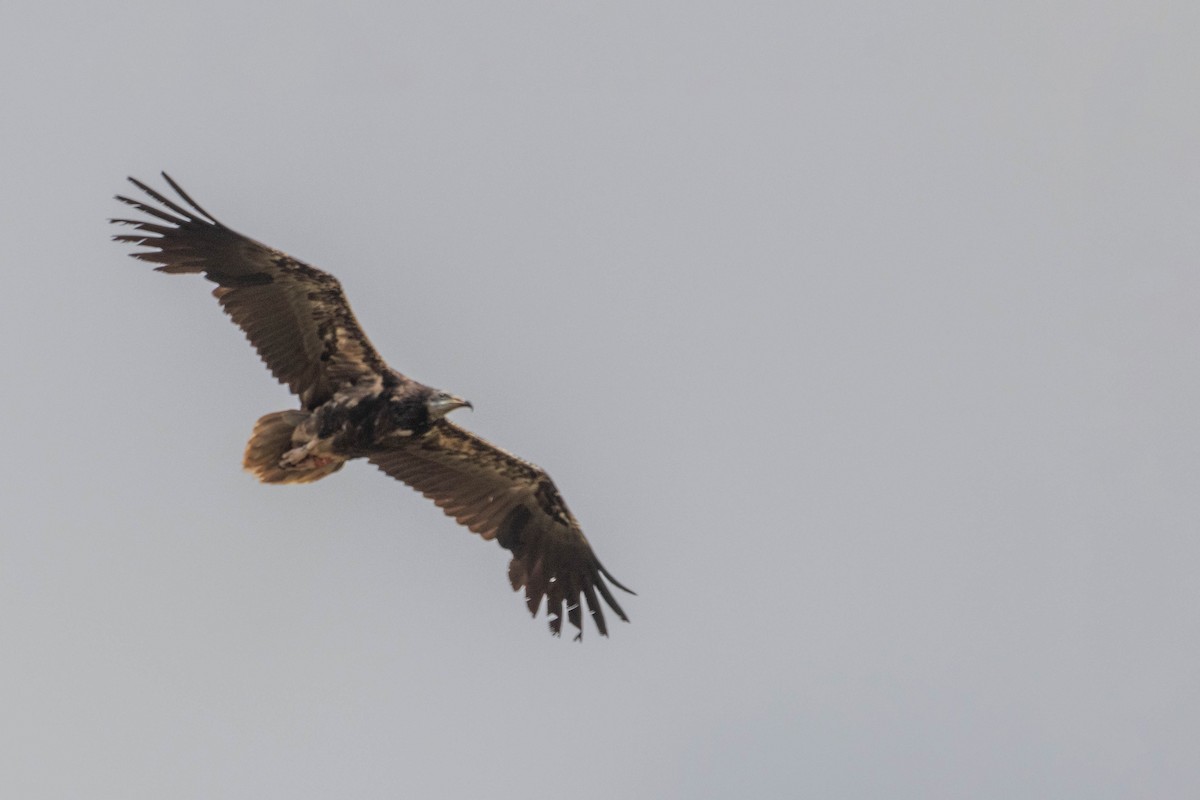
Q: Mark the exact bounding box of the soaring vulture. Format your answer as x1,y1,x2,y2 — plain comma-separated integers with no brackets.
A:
111,174,632,639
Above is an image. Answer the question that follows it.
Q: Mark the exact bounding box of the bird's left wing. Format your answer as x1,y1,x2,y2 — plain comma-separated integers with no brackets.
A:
111,174,391,409
369,421,633,639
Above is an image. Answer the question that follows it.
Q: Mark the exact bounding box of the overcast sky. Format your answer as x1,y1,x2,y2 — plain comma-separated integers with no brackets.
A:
2,2,1198,798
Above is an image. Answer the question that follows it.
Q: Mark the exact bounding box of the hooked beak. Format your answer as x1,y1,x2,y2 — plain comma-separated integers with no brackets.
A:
429,392,473,419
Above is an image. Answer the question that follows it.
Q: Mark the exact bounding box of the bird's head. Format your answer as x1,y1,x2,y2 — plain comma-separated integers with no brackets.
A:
426,389,473,420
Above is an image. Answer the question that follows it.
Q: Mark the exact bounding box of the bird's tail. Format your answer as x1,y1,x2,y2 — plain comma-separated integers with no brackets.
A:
243,410,344,484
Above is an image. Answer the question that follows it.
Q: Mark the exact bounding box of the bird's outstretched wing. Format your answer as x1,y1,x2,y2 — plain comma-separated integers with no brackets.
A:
111,174,390,409
370,421,634,639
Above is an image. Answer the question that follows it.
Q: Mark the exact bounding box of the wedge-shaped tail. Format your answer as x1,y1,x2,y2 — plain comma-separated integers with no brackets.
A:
244,410,343,484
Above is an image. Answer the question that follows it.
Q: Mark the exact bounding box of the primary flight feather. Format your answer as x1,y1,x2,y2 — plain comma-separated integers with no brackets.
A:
111,173,632,639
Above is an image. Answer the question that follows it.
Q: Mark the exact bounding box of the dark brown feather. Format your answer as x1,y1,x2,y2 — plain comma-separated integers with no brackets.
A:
111,173,390,408
369,421,633,639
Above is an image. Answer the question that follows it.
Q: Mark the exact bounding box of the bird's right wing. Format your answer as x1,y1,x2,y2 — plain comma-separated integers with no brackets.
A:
369,421,633,639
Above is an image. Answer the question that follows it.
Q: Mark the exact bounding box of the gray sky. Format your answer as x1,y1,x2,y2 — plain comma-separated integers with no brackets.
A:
3,2,1198,797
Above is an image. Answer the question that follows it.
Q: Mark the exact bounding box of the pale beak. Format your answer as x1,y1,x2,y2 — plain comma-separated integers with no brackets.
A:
429,393,473,418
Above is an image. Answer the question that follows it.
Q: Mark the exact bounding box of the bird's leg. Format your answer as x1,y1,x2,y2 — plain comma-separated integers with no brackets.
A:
279,438,336,470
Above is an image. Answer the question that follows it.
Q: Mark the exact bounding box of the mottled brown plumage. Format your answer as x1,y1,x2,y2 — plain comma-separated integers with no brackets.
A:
111,173,632,639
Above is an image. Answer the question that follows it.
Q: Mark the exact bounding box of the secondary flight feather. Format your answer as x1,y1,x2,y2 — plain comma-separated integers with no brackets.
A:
111,173,632,639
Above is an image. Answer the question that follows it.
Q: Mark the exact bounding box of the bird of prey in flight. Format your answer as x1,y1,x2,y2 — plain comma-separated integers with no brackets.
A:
112,174,632,639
